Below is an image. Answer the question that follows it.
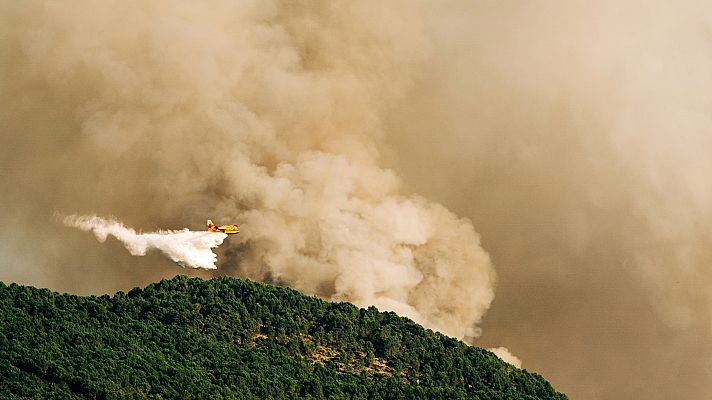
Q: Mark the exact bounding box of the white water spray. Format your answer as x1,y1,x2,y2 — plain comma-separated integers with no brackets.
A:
62,215,227,269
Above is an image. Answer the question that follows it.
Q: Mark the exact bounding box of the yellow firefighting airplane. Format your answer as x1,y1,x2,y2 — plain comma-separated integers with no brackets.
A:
207,219,240,235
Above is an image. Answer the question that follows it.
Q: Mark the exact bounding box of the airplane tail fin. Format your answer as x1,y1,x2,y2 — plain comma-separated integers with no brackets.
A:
207,219,214,227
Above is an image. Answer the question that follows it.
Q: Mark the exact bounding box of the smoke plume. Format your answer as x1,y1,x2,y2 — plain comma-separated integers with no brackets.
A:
0,0,495,342
62,215,227,270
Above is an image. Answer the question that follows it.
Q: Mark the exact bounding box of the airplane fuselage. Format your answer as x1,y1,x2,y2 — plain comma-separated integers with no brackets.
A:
207,220,239,235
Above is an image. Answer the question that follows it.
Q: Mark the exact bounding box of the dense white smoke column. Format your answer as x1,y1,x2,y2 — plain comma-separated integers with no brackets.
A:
63,215,227,270
235,152,496,339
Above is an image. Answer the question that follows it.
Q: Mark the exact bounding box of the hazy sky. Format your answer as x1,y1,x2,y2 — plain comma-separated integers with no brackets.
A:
3,1,712,399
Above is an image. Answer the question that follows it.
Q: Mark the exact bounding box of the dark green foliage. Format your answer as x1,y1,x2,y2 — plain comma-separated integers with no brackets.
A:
0,276,567,399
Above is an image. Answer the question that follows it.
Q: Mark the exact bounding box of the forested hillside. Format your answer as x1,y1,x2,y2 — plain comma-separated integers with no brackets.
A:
0,276,566,399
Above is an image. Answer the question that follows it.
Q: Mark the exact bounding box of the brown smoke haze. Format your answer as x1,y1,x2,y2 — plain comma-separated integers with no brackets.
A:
1,1,711,399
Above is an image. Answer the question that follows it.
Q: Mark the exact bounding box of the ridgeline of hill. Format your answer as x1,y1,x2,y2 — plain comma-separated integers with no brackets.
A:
0,275,566,399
